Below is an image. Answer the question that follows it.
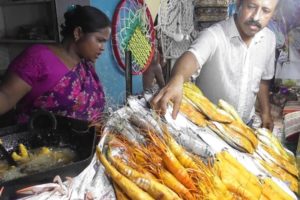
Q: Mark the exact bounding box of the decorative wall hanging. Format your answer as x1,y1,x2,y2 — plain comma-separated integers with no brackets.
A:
158,0,195,59
112,0,155,75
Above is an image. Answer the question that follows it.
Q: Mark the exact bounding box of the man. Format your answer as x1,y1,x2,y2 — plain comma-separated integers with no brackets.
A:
151,0,280,130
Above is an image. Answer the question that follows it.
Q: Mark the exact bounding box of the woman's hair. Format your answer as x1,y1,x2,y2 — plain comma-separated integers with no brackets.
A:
60,5,111,38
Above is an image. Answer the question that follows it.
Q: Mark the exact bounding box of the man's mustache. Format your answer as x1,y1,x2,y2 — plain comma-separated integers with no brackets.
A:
245,19,262,29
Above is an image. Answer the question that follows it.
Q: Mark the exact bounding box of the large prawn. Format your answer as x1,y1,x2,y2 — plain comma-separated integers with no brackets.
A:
107,147,181,200
128,137,197,200
108,134,198,200
146,130,198,192
96,147,154,200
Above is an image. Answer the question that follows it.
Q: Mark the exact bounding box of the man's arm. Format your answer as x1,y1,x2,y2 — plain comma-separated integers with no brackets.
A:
257,79,273,131
151,51,199,119
151,27,217,119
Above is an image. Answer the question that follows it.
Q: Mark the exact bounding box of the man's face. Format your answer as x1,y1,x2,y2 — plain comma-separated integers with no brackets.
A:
236,0,278,40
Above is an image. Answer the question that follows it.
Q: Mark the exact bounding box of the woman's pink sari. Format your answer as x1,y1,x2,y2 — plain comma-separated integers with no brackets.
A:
9,44,105,123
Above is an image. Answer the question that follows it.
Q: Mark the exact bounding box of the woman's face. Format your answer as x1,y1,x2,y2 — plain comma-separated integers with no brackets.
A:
76,27,111,62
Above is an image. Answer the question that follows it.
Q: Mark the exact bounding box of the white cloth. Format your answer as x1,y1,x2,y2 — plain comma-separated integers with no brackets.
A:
275,27,300,80
290,27,300,50
188,16,276,122
275,37,300,80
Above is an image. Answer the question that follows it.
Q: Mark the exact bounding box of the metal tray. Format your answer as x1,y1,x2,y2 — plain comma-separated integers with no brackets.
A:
0,114,97,199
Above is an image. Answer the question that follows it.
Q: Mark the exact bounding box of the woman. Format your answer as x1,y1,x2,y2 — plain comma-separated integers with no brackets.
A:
0,5,111,123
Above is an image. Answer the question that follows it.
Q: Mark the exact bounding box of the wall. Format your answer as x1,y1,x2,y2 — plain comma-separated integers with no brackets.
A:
145,0,160,19
0,1,58,73
91,0,160,108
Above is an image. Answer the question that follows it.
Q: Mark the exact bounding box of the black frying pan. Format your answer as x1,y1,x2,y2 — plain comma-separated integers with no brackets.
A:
0,112,97,199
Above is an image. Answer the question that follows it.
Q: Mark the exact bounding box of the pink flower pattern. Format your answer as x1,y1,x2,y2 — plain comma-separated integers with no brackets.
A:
22,60,105,122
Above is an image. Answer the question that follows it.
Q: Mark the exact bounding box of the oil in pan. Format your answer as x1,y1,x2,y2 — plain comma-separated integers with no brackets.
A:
0,145,78,183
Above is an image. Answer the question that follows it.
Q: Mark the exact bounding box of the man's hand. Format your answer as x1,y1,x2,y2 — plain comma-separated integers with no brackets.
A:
261,113,274,131
151,51,200,119
150,76,184,119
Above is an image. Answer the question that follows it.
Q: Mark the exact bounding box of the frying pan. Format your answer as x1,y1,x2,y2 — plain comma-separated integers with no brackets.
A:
0,112,97,199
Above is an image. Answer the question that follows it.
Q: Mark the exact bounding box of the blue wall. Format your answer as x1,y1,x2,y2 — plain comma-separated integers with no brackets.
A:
91,0,143,109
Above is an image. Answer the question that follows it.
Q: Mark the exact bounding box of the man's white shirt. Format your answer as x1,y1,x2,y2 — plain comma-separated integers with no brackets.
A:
188,16,276,122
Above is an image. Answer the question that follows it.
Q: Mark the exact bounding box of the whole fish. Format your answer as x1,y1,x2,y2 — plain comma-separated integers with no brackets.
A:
167,126,215,159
